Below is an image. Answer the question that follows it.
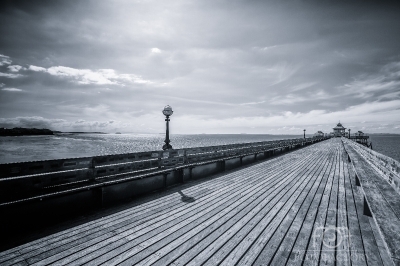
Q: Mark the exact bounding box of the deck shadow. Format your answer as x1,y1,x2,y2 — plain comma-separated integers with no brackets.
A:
178,191,196,203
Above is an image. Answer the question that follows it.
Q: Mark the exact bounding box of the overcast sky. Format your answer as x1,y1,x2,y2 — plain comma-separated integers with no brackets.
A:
0,0,399,134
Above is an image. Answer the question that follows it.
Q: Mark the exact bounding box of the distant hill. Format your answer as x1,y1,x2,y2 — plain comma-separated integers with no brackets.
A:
60,132,107,134
0,127,54,136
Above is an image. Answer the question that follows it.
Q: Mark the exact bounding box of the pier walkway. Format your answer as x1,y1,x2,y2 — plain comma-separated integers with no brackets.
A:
0,138,397,265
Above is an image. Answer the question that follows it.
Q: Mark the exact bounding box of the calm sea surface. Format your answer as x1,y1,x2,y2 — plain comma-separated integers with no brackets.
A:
0,133,399,164
368,134,400,162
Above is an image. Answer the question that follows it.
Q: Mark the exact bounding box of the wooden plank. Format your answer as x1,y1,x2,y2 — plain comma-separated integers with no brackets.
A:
28,150,309,265
320,143,341,266
342,148,368,266
225,144,332,266
0,157,282,262
0,138,328,262
79,145,322,266
335,145,351,266
368,215,395,266
286,139,338,265
0,147,297,261
148,148,324,266
237,141,337,266
260,143,334,265
130,152,324,266
84,148,320,265
140,149,328,266
4,158,278,265
303,142,339,266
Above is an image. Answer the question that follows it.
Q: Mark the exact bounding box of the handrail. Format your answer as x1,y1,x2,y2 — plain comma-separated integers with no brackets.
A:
0,136,328,205
342,137,400,195
0,137,323,178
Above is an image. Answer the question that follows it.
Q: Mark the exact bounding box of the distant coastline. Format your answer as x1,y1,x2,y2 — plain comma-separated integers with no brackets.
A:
58,132,107,134
0,127,107,136
0,127,53,136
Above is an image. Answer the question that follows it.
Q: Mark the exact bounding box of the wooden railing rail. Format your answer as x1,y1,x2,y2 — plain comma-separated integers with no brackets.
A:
0,136,327,205
343,137,400,263
342,137,400,195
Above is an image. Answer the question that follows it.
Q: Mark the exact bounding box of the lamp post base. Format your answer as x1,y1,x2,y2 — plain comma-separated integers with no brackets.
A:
163,143,172,150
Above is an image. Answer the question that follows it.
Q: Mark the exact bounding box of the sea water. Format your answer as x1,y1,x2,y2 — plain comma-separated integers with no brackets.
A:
368,134,400,163
0,134,299,164
0,133,399,164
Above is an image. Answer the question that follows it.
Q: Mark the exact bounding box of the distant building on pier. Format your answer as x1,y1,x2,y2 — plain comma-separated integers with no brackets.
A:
354,131,364,136
314,131,325,137
331,122,370,147
332,122,346,137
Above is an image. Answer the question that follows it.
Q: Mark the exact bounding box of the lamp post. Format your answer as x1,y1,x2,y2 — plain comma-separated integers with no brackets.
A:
303,129,306,139
348,129,351,139
162,105,173,150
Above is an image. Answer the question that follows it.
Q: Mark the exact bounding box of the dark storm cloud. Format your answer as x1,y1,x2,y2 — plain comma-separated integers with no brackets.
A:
0,0,399,133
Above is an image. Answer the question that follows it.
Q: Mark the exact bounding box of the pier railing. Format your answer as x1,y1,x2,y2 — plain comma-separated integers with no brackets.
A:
342,137,400,263
342,137,400,195
0,136,327,206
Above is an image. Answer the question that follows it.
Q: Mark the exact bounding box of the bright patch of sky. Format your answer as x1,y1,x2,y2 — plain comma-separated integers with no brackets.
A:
0,0,399,134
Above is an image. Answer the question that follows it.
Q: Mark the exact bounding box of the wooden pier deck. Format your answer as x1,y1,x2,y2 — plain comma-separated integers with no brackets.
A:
0,138,397,265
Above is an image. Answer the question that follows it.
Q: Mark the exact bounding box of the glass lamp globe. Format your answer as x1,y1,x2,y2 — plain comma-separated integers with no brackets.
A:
162,105,173,117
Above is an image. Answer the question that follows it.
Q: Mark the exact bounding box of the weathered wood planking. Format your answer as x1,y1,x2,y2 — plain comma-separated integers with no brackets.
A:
267,144,334,265
285,145,337,266
0,147,298,261
257,142,334,265
180,149,327,266
1,148,308,266
85,150,322,266
0,138,394,266
150,151,323,266
342,149,368,266
223,143,332,266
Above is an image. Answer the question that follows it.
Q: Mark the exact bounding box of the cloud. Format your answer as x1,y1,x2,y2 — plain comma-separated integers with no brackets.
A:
253,45,280,51
239,100,266,106
0,72,22,78
1,2,400,134
0,83,4,87
7,65,24,72
340,61,400,100
171,100,400,134
269,90,330,105
266,62,301,87
71,119,116,129
28,65,47,72
151,48,161,54
0,54,12,66
47,66,117,85
28,65,152,85
290,82,317,92
1,87,23,92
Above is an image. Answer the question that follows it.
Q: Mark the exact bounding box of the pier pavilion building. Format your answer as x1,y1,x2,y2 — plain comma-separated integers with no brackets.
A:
332,122,346,137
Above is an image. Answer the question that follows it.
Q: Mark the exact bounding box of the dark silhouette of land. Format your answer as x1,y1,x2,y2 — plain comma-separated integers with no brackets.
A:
0,127,53,136
0,128,108,136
